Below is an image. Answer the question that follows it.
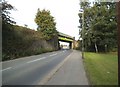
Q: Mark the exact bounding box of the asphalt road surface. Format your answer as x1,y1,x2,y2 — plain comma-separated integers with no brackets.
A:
2,50,72,85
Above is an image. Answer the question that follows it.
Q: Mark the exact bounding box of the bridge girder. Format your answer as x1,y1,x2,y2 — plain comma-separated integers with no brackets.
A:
58,32,75,49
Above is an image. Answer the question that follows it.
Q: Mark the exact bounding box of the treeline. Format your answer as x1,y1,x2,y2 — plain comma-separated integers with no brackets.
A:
78,1,117,52
2,23,58,61
2,1,58,61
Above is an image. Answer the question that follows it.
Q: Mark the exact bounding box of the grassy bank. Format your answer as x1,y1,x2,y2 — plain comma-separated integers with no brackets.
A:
2,24,58,61
84,52,118,85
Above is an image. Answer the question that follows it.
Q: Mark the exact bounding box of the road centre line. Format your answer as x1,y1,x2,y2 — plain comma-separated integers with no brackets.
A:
0,51,63,72
1,52,62,72
0,67,12,72
49,53,57,57
27,57,46,63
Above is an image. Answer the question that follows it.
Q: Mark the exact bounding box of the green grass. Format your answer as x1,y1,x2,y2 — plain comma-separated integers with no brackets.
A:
84,52,118,85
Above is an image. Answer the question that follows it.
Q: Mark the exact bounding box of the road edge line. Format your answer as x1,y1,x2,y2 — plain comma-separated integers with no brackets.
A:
38,51,73,85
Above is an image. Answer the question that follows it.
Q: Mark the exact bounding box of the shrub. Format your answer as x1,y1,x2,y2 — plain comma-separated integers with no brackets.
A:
2,24,58,61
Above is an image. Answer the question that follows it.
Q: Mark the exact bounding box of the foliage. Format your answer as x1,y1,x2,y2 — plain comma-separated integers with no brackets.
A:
2,2,58,61
78,1,117,52
2,24,57,61
35,9,58,40
84,52,118,85
1,0,16,24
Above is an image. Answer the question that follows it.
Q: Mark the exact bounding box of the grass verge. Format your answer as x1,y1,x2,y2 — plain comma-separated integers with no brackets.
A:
84,52,118,85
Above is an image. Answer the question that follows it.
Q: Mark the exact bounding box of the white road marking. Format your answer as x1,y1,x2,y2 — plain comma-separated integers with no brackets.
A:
49,53,57,57
0,67,12,72
27,57,46,63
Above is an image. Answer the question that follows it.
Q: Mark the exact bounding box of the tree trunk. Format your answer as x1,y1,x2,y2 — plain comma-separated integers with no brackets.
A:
117,2,120,85
95,42,98,53
105,44,107,52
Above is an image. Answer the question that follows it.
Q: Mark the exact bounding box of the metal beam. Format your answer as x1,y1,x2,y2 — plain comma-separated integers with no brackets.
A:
58,36,73,42
58,32,74,40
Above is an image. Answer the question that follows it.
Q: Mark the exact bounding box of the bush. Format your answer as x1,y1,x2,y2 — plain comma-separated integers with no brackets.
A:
2,24,58,61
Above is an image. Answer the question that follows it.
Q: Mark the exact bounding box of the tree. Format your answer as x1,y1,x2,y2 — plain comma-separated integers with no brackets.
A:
79,1,117,52
92,2,117,52
34,9,58,40
1,0,16,24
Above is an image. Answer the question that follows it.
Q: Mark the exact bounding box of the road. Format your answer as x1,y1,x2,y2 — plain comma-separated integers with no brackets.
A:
2,50,72,85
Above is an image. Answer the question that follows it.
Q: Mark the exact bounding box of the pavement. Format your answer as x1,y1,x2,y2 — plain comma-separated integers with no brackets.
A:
45,50,89,85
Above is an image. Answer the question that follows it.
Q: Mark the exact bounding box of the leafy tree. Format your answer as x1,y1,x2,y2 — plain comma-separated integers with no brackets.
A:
35,9,58,40
1,0,16,24
79,1,117,52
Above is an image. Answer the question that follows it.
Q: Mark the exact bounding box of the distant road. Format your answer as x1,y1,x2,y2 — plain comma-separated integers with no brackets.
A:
2,50,72,85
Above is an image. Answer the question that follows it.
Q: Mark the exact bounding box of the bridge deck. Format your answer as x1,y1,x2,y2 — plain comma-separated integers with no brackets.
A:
58,32,74,40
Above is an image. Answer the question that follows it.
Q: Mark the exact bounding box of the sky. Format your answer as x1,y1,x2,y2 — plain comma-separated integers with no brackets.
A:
7,0,80,40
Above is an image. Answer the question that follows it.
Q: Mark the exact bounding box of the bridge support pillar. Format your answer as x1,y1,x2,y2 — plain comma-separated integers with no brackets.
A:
69,42,74,49
72,42,74,49
69,42,72,49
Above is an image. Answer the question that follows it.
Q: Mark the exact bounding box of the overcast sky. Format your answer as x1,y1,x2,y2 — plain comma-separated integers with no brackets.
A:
7,0,80,40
